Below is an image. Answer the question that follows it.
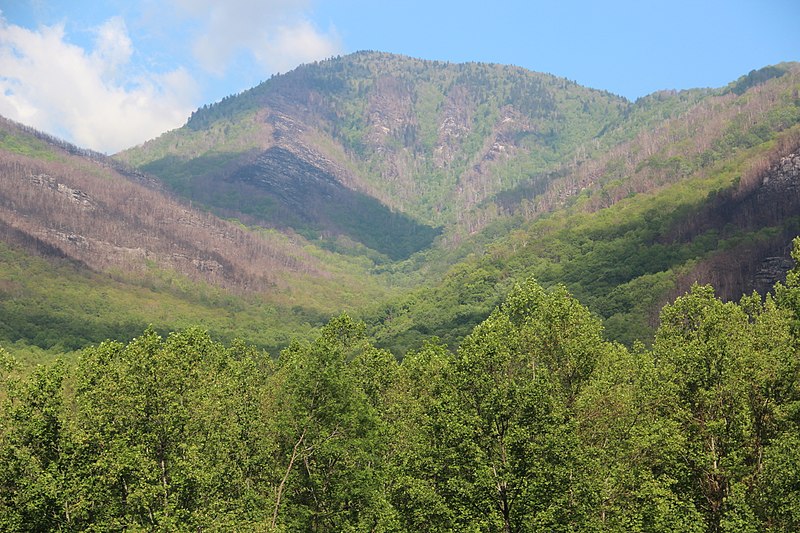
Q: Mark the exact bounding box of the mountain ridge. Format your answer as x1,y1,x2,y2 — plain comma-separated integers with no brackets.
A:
1,52,799,354
117,51,631,252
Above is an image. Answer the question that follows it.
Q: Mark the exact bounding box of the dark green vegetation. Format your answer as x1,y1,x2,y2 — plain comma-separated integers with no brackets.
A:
3,248,800,531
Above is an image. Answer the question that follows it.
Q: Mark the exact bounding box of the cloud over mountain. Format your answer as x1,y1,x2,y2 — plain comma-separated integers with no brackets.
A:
175,0,342,76
0,15,196,153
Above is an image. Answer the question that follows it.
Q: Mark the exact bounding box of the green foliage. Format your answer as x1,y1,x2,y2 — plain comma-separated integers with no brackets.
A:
4,54,800,532
0,360,66,532
2,261,800,530
267,315,393,531
727,65,788,96
0,230,406,357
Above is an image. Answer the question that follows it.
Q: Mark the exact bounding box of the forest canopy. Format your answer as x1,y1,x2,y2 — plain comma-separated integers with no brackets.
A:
2,241,800,532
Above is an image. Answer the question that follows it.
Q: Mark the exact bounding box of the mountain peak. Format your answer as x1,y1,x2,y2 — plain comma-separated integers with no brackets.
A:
121,51,630,259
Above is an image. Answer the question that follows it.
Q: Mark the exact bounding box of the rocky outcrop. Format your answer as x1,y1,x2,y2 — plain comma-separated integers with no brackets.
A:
28,173,95,210
434,86,474,168
677,151,800,299
753,255,794,294
760,153,800,190
365,75,415,150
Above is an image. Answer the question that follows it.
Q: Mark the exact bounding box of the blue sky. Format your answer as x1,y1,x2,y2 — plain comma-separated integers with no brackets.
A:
0,0,797,153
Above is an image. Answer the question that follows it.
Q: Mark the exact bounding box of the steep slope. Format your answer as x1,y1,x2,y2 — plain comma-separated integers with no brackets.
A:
118,51,628,258
0,116,393,352
367,63,800,351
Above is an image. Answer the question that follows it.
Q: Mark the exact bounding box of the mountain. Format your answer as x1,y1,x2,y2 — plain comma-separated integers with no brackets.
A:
0,116,394,353
118,53,800,351
1,53,799,356
117,51,629,259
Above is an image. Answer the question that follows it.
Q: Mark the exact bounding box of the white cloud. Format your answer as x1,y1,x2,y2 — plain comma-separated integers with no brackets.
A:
92,16,133,80
0,16,197,153
0,2,340,153
256,19,341,74
173,0,342,76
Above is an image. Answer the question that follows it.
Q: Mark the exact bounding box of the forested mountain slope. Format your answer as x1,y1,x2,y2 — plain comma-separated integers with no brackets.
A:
118,51,630,258
1,54,799,355
0,116,393,353
366,62,800,351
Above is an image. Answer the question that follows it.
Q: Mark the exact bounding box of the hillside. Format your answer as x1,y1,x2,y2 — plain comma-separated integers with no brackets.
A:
118,51,629,259
119,54,800,351
1,54,799,356
369,64,800,351
0,116,394,353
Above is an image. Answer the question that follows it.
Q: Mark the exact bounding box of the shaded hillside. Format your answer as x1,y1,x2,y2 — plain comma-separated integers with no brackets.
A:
161,145,441,261
0,116,393,351
118,51,628,257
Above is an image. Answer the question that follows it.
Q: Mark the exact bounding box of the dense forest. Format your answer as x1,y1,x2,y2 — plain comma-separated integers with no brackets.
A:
2,239,800,531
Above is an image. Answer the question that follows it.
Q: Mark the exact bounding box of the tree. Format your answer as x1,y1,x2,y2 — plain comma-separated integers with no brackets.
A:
652,283,800,532
575,342,705,531
392,279,611,532
385,340,456,532
70,327,271,529
266,315,395,531
0,360,67,531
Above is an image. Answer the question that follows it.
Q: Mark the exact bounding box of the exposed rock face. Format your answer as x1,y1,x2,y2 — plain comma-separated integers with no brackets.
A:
434,86,474,168
230,147,342,211
28,173,95,210
750,153,800,293
758,153,800,215
753,256,794,294
688,152,800,298
366,75,415,150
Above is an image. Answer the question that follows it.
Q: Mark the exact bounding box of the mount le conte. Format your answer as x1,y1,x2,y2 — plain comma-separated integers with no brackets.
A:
0,51,799,352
